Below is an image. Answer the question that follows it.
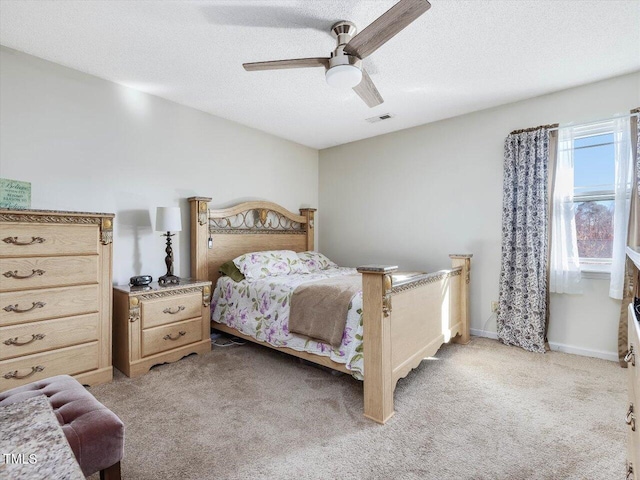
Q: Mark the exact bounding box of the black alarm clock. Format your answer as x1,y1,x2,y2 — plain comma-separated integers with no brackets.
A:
130,275,152,287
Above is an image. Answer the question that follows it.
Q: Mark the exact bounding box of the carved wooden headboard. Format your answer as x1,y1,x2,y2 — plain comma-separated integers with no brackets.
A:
188,197,315,286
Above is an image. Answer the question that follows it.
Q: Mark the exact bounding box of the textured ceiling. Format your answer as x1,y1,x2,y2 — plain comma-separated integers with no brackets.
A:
1,0,639,149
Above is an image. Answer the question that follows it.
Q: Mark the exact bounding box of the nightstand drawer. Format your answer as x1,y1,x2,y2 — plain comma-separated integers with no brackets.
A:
0,341,99,390
141,317,202,357
141,293,202,329
0,284,99,326
0,256,99,292
0,313,99,360
113,279,211,377
0,223,99,258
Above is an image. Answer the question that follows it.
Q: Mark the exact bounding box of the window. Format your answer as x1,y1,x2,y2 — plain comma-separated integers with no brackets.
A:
572,125,615,271
551,116,633,296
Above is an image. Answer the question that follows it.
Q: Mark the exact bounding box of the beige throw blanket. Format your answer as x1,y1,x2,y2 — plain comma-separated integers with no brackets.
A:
289,274,362,348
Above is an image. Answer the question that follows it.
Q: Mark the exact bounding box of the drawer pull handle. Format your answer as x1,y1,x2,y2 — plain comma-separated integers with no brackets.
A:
4,333,46,346
3,301,46,313
163,306,185,315
2,236,46,246
163,331,186,341
627,404,636,431
3,365,45,380
625,346,636,366
2,269,46,280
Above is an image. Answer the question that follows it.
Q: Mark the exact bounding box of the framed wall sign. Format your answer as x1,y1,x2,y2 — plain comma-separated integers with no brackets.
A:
0,178,31,209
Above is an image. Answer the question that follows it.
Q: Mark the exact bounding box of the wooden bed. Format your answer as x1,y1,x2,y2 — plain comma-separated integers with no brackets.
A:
188,197,471,424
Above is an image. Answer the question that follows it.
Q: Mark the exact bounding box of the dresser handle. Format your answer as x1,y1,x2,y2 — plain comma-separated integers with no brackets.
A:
163,331,186,341
4,333,46,346
163,306,185,315
2,236,46,246
628,463,634,480
3,365,45,380
625,346,636,366
2,269,46,280
627,404,636,431
3,301,46,313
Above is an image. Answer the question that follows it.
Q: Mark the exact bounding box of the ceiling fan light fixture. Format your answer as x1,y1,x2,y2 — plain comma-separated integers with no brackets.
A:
243,0,432,107
325,64,362,89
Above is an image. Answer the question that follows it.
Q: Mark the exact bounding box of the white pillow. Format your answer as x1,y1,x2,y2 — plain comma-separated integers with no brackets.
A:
233,250,309,280
296,251,338,272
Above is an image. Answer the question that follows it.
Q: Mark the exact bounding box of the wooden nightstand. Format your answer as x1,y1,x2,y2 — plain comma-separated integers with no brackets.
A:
112,279,211,377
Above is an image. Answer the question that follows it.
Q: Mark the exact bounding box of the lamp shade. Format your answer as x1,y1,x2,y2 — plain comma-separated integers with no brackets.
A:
155,207,182,232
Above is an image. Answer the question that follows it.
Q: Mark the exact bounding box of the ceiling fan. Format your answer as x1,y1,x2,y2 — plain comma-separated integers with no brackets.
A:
242,0,432,108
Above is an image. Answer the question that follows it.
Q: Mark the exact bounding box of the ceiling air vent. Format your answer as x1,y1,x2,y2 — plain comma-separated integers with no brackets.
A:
366,113,394,123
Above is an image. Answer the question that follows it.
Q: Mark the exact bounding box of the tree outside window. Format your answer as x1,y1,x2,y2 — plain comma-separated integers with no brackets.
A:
573,131,615,267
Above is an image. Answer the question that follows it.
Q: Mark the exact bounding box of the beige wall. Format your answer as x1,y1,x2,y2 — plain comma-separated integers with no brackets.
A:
319,71,640,360
0,47,319,285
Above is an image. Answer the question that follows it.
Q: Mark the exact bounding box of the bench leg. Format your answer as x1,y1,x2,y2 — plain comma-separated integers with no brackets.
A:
100,461,121,480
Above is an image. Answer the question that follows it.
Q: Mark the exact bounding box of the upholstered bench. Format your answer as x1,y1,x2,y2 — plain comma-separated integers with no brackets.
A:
0,375,124,480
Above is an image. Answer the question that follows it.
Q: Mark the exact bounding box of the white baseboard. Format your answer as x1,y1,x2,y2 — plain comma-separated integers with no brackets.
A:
546,341,618,362
470,328,498,339
469,329,617,362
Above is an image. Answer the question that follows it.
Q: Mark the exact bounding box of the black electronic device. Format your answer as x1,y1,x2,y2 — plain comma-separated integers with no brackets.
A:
130,275,152,287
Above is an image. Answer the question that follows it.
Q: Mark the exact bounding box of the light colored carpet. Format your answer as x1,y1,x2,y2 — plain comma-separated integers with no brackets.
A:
88,337,625,480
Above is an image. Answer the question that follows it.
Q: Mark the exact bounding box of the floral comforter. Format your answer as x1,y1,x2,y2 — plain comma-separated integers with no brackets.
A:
211,268,365,379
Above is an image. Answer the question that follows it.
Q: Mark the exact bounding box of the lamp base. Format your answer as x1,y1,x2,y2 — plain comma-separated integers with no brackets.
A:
158,274,180,285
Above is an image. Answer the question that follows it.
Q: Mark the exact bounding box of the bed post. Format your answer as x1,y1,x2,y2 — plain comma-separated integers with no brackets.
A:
357,264,398,424
188,197,212,281
299,208,316,251
449,254,472,344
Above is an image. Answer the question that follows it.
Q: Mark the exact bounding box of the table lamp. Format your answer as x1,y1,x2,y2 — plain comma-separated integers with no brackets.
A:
156,207,182,285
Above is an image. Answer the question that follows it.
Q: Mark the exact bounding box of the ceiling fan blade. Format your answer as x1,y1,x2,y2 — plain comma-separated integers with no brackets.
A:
243,58,330,71
353,69,384,108
344,0,431,59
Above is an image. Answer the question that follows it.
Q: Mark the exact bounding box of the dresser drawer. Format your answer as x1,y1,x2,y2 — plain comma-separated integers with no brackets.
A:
0,223,99,258
0,313,99,360
0,284,99,326
628,400,640,469
0,256,99,292
141,292,202,329
629,304,640,393
141,317,202,357
631,367,638,410
629,427,637,480
0,341,99,391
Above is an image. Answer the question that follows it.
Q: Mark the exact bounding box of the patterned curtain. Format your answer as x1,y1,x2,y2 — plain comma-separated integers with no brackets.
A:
619,108,640,366
498,127,553,353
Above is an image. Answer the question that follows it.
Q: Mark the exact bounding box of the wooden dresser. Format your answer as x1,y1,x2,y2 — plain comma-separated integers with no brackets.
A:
627,246,640,480
113,279,211,377
0,209,114,392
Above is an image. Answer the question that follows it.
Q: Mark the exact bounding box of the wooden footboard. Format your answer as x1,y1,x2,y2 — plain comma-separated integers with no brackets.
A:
357,254,471,424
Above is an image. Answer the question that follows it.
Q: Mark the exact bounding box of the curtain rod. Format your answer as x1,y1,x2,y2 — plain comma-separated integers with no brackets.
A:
547,112,639,132
510,111,639,135
510,124,559,134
